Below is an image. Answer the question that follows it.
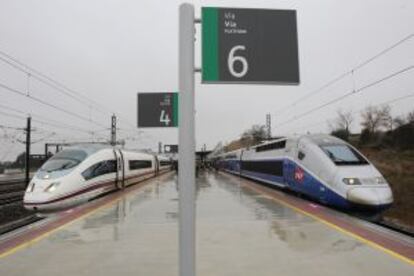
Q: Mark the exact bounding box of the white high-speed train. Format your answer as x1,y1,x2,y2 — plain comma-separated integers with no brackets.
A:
24,145,172,212
215,134,393,213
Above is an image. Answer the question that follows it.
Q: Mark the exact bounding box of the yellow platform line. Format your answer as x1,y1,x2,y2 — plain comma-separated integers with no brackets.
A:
244,181,414,266
0,175,169,259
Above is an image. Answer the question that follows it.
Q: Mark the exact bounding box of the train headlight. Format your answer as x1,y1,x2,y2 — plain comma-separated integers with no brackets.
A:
44,182,60,193
376,177,387,184
342,178,361,185
26,182,35,193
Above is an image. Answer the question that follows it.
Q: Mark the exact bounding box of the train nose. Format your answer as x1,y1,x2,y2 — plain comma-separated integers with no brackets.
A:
347,186,393,206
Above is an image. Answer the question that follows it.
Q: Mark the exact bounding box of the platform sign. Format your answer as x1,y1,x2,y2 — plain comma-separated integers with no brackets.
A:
164,144,178,153
137,93,178,127
202,7,299,84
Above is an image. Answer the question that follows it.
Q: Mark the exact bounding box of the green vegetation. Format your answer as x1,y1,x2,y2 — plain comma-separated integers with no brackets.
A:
331,106,413,229
359,148,414,229
224,124,267,152
225,108,414,229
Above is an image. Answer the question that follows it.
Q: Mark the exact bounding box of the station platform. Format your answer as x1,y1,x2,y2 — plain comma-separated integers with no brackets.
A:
0,171,412,275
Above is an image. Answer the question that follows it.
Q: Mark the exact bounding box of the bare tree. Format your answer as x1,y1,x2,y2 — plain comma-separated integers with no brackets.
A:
393,116,407,128
407,110,414,124
383,106,394,131
360,105,391,133
331,109,354,133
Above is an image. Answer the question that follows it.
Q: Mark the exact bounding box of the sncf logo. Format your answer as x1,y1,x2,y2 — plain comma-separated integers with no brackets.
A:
294,167,304,183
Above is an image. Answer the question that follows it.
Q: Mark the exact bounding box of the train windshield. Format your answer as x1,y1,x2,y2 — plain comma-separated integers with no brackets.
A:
320,145,369,166
40,149,87,172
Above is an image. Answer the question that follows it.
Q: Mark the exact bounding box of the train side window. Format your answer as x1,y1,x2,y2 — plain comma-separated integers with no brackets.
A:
129,160,152,170
298,151,306,160
240,160,284,177
256,140,286,152
105,160,117,174
82,160,116,180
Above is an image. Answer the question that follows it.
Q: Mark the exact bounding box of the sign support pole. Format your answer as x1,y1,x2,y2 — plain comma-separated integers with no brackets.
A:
178,3,196,276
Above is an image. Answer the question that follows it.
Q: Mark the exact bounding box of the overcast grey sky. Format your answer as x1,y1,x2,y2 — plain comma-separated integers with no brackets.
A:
0,0,413,161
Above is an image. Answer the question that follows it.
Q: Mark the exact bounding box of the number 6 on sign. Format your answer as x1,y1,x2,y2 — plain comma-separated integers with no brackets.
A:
228,45,248,78
160,110,171,126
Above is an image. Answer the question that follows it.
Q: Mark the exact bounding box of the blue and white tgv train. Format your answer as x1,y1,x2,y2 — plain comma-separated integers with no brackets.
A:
24,145,172,212
216,134,393,212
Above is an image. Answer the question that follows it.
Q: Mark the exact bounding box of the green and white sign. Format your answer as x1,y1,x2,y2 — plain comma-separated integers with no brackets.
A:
137,93,178,127
202,7,300,84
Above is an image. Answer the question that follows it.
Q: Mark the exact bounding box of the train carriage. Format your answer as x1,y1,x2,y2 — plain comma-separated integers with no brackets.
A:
216,134,393,213
24,145,171,212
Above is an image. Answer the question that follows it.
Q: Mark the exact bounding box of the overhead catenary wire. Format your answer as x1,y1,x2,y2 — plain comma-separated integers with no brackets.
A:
32,118,98,134
0,133,23,162
280,91,414,134
0,50,111,116
0,110,26,121
0,103,30,116
276,65,414,128
0,111,107,145
0,127,22,141
0,82,107,128
273,33,414,116
0,49,143,138
0,124,25,130
0,51,151,158
19,132,57,145
0,104,105,135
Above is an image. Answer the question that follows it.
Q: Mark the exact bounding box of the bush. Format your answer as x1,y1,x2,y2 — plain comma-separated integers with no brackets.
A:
393,124,414,150
359,128,372,145
331,129,349,141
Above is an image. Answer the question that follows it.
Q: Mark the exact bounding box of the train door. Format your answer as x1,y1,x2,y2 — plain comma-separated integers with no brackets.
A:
113,149,125,190
284,139,302,191
284,160,295,187
294,141,326,202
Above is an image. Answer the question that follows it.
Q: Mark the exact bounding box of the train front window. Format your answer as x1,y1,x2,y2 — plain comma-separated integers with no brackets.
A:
82,160,117,180
40,149,87,172
320,145,368,166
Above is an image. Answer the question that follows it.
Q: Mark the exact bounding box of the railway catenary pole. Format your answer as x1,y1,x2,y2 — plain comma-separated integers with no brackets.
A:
111,114,117,146
179,3,196,276
158,142,162,154
266,113,271,139
25,116,31,187
44,143,48,157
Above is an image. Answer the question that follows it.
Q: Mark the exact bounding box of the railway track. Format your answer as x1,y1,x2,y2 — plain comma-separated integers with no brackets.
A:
0,179,27,206
376,220,414,238
0,178,42,236
0,173,412,240
234,173,414,239
0,214,42,236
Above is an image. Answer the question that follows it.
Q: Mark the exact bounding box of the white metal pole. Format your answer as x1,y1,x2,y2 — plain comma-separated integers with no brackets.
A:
178,3,196,276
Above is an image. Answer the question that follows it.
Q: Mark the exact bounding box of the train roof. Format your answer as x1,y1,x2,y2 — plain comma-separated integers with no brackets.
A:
63,144,110,156
216,134,347,157
249,137,288,150
62,144,168,157
301,134,346,145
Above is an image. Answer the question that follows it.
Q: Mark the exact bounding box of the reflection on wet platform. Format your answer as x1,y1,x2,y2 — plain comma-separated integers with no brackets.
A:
0,172,412,276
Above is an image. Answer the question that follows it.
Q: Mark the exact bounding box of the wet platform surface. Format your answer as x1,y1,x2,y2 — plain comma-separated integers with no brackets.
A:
0,171,412,275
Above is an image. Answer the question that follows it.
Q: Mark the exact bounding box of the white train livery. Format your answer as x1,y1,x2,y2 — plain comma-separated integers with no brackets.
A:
216,134,393,213
24,145,172,212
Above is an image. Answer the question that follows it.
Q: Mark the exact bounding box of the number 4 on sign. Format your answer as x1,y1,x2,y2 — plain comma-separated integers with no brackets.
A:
160,110,171,126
